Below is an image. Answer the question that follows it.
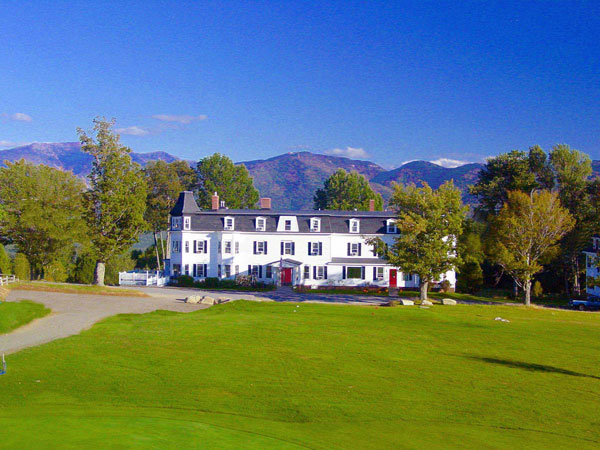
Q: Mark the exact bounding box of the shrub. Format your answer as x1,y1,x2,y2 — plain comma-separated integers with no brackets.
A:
69,252,96,284
175,275,195,287
440,279,452,293
44,260,68,282
13,253,30,280
533,281,543,299
0,244,11,275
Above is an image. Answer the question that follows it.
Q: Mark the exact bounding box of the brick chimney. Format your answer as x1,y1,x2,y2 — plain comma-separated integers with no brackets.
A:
368,199,375,212
211,192,219,211
260,197,272,210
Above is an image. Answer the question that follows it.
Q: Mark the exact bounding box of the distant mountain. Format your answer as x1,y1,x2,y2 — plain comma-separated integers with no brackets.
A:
241,151,388,210
0,142,179,177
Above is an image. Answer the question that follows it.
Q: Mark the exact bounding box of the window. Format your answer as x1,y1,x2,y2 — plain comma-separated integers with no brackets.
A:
310,218,320,232
309,242,322,256
184,241,190,253
235,241,240,254
254,241,267,254
172,240,180,253
348,242,361,256
282,241,295,255
386,219,397,234
315,266,326,280
266,265,272,279
195,240,207,253
224,265,231,278
346,266,363,279
375,267,384,281
184,264,190,276
194,264,207,277
183,216,191,230
251,265,260,278
224,216,234,230
256,217,266,231
403,272,413,282
224,241,232,254
171,217,182,230
304,265,310,279
284,219,292,231
349,219,359,233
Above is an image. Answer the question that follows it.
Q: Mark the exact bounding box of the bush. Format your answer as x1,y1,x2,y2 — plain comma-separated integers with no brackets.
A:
13,253,30,280
440,279,452,293
533,281,543,299
174,275,195,287
456,261,484,294
69,252,96,284
0,244,11,275
44,260,68,282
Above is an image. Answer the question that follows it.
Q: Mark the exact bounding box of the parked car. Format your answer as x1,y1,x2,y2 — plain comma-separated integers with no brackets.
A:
570,298,600,311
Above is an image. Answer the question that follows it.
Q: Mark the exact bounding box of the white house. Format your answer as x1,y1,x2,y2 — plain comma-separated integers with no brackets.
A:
165,191,457,290
583,235,600,297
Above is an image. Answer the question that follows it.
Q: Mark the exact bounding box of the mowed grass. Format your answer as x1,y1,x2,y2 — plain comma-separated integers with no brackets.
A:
0,300,50,334
1,301,599,449
9,281,148,297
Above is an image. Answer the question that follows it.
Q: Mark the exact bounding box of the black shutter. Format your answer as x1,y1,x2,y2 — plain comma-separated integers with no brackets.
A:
308,242,312,256
319,242,322,255
248,265,251,276
193,240,197,253
253,241,257,254
264,241,268,254
313,266,316,279
280,242,284,255
358,243,362,256
259,266,263,278
291,242,295,255
204,240,208,253
347,242,351,256
373,267,377,281
342,266,346,279
203,264,207,277
193,264,197,277
361,266,366,279
324,266,328,279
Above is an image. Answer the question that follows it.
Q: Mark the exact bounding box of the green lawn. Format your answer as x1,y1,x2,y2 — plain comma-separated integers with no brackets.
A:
0,300,50,334
9,281,148,297
1,301,599,449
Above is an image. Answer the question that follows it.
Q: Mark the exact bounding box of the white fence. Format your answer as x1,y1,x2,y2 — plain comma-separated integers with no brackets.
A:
118,271,168,287
0,274,17,286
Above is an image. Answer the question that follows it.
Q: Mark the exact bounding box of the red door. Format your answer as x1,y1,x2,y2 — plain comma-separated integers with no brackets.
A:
281,268,292,285
389,269,397,287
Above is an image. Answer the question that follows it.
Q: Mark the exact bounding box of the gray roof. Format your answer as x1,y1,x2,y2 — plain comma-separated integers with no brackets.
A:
329,257,388,265
170,191,201,215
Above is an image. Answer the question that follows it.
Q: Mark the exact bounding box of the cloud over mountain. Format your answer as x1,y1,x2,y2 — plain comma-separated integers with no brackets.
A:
324,147,369,159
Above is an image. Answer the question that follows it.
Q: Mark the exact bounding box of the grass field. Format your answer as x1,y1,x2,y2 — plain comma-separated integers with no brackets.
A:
0,300,50,334
9,281,148,297
1,301,599,449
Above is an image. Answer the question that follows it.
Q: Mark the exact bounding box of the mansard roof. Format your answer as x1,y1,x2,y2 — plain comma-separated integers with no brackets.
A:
170,191,201,215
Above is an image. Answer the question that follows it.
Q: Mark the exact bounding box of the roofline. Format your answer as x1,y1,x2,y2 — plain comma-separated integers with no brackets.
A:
174,209,396,218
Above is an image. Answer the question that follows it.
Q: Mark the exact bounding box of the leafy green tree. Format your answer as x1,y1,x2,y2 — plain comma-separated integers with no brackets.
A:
13,253,30,280
487,190,574,305
44,261,68,282
0,244,11,275
0,160,87,278
104,251,136,286
196,153,259,209
370,181,467,300
78,118,147,286
456,219,485,293
144,160,196,268
314,169,383,211
69,251,96,285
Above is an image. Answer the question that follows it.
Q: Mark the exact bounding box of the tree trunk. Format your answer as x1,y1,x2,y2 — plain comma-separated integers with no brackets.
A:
153,232,161,270
513,280,519,299
94,261,106,286
161,232,168,271
573,258,581,295
420,281,429,301
524,279,531,306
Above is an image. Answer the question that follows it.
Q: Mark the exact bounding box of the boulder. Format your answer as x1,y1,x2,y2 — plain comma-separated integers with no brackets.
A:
398,299,414,306
185,295,202,304
201,296,216,305
442,298,457,306
421,300,433,306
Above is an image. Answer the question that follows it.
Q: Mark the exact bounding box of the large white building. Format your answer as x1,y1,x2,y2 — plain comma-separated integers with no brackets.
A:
166,191,456,290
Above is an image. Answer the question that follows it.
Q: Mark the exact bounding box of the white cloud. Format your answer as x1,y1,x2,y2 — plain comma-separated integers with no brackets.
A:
324,146,370,159
115,126,151,136
429,158,471,168
1,112,33,122
0,140,17,147
152,114,208,124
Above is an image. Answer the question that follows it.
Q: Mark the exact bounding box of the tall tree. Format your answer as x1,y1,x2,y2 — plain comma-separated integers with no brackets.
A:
144,160,196,268
486,190,574,305
78,118,147,286
456,219,486,294
314,169,384,211
196,153,259,209
0,160,87,278
370,181,467,300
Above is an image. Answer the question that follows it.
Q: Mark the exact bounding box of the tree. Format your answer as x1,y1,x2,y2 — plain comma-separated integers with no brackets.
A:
314,169,384,211
78,118,147,286
0,160,87,278
144,160,196,268
487,190,574,305
456,219,485,294
196,153,259,209
370,181,467,300
0,244,11,275
13,253,30,280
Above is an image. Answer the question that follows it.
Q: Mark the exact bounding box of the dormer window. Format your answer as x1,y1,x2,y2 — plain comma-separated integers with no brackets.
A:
256,217,266,231
349,218,360,233
284,220,292,231
224,216,234,231
386,219,397,234
171,216,182,230
183,216,191,230
310,218,321,232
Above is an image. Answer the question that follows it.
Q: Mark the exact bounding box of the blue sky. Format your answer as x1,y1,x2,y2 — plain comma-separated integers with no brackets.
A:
0,1,598,167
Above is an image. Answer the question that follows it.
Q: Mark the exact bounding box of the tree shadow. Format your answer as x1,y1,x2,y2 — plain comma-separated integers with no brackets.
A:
465,356,600,380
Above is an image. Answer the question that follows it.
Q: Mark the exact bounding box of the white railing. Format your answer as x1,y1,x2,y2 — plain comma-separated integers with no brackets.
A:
118,271,168,287
0,274,17,286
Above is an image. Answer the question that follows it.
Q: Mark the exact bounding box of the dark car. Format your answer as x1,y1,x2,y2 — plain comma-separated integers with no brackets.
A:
570,298,600,311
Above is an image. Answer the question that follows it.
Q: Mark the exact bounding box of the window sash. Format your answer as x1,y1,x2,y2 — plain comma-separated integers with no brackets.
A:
224,241,232,254
284,242,293,254
284,220,292,231
256,219,266,231
347,266,362,279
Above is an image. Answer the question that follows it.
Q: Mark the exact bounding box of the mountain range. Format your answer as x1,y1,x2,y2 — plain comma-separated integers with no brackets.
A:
14,141,600,210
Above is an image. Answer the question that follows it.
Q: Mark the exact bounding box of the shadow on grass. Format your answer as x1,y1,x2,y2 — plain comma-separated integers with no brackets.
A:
466,356,600,380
